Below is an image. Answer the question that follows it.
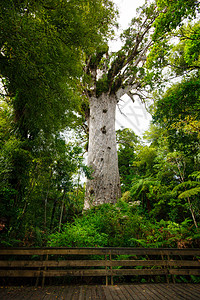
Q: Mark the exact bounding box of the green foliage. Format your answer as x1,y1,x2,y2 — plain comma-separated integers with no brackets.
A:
47,201,199,249
1,0,200,251
178,187,200,199
0,99,89,244
117,129,139,191
96,74,109,97
146,3,199,90
154,0,198,39
191,275,200,283
181,22,200,67
154,79,200,127
48,202,142,247
121,191,132,203
152,79,200,157
0,0,117,245
128,218,196,248
48,222,108,247
168,22,200,76
133,146,157,176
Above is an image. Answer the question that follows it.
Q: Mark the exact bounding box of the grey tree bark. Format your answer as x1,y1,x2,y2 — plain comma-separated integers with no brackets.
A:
84,93,121,210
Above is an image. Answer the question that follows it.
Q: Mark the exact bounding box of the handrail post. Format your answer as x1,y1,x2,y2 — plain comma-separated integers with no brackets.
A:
168,254,175,284
35,254,42,287
161,254,169,284
105,254,108,286
42,253,48,287
110,252,113,286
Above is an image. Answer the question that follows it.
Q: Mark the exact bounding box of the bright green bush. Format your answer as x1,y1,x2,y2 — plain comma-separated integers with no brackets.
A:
47,201,199,248
48,222,108,247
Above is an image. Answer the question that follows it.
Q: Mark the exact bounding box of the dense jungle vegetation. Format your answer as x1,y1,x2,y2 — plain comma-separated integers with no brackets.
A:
0,0,200,255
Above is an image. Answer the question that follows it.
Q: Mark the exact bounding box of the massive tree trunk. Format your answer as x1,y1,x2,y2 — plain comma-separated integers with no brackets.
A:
84,93,121,209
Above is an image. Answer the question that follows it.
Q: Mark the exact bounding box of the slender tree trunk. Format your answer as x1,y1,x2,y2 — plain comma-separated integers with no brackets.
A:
58,190,66,233
84,93,121,209
187,196,199,232
50,199,57,230
44,170,52,230
176,159,199,232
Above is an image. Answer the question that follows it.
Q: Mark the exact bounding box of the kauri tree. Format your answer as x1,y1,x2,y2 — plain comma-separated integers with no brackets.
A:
83,0,199,209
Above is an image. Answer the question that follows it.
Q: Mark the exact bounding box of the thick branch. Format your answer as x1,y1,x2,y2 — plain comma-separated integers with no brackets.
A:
116,82,141,100
125,19,156,66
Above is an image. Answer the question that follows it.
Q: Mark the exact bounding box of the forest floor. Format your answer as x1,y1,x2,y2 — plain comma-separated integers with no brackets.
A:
0,283,200,299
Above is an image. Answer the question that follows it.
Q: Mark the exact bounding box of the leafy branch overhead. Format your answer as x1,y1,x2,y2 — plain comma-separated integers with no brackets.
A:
83,0,199,103
0,0,116,138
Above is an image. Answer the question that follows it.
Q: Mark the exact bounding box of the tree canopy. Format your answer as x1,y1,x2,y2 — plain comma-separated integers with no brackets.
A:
0,0,116,138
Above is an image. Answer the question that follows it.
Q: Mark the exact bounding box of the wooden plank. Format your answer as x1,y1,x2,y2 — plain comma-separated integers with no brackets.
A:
121,285,137,299
0,286,25,300
185,284,200,298
60,286,75,300
190,284,200,293
42,286,62,300
109,286,124,300
0,260,108,267
84,286,92,300
21,286,47,300
159,283,200,299
109,253,113,286
0,247,200,256
0,259,199,268
90,286,98,300
125,285,148,300
42,254,48,288
109,286,127,300
0,270,41,277
73,286,81,300
0,269,109,277
1,285,200,299
97,285,107,300
181,284,200,299
42,269,108,277
140,284,164,300
129,285,145,299
0,248,110,256
150,284,177,299
106,248,200,256
169,269,200,275
109,260,200,267
102,286,114,300
153,284,170,300
0,268,170,277
8,287,26,300
110,269,168,276
142,284,162,300
118,285,138,300
169,284,199,300
105,254,108,286
1,265,199,279
16,287,40,300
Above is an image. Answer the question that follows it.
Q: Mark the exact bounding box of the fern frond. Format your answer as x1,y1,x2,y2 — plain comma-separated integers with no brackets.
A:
178,187,200,199
173,181,200,192
189,171,200,179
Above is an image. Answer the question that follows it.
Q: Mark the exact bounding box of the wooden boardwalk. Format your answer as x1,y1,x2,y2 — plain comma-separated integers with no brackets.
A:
0,284,200,299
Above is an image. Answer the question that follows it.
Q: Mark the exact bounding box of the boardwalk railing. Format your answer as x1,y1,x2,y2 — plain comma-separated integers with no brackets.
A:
0,247,200,286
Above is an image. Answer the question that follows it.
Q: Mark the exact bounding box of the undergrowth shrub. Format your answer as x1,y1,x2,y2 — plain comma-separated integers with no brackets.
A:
47,201,199,248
